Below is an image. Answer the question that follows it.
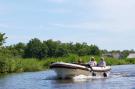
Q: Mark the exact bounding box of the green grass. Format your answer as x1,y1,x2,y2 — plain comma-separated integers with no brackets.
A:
0,57,44,73
15,58,44,72
0,54,135,73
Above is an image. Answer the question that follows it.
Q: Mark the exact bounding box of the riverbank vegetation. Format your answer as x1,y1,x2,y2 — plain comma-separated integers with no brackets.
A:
0,32,135,73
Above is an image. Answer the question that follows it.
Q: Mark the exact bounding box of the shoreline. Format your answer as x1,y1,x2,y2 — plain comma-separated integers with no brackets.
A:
0,55,135,74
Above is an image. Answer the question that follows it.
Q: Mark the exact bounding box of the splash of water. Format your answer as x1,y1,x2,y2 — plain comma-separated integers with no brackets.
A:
72,75,105,82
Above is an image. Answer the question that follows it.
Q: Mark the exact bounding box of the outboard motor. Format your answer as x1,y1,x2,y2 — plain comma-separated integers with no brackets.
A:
92,72,96,76
103,72,107,77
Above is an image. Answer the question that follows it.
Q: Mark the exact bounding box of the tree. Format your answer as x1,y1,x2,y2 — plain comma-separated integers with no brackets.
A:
55,47,68,57
88,45,100,55
40,41,48,58
13,42,26,57
0,33,7,46
78,48,88,56
122,50,129,58
45,39,59,57
24,38,48,59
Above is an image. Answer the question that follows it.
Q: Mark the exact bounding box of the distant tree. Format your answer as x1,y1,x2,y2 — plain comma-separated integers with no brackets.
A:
13,42,26,57
24,38,47,59
14,42,25,50
40,41,48,58
45,39,59,57
0,47,13,58
129,49,135,53
55,47,68,57
66,42,74,53
101,49,108,54
110,50,121,53
74,43,83,51
88,45,100,55
0,33,7,46
0,32,102,59
122,50,130,58
78,48,88,56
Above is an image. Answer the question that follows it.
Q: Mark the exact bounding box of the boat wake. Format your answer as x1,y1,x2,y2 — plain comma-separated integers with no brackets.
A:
73,74,105,79
110,72,128,78
72,74,109,82
45,72,129,81
45,74,106,81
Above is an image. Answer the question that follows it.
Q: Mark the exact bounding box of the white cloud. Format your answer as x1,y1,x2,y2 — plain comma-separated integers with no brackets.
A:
51,20,135,33
44,0,135,34
1,0,135,50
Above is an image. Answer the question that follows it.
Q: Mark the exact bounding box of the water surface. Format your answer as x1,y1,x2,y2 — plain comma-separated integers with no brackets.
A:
0,65,135,89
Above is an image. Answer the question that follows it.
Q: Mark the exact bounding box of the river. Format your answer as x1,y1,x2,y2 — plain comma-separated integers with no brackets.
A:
0,65,135,89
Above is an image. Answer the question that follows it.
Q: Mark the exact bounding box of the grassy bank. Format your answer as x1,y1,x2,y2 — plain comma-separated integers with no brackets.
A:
0,57,44,73
43,55,135,68
0,54,135,73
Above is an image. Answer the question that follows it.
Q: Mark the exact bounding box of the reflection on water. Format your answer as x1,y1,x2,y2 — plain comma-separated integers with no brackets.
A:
0,65,135,89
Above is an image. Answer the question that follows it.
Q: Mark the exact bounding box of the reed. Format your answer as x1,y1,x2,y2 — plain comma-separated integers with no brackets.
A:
0,57,44,73
0,54,135,73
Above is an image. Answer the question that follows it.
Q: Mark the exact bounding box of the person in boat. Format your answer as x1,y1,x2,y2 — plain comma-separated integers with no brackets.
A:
98,57,106,67
88,57,97,67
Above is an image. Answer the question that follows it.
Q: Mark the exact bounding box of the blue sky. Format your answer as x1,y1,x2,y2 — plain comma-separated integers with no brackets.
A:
0,0,135,50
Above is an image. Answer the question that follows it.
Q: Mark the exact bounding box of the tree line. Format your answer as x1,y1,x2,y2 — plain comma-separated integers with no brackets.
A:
0,32,134,59
0,33,100,59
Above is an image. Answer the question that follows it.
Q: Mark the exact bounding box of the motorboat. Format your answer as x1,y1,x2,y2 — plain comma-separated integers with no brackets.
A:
50,62,111,79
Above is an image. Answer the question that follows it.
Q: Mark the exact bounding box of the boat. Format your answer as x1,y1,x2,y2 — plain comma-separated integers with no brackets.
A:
50,62,111,79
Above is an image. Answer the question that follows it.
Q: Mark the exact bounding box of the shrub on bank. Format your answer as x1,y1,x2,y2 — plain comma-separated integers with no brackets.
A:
0,57,44,73
15,58,44,72
0,55,135,73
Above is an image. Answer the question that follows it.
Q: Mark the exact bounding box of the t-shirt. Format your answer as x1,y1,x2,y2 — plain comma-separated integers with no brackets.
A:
98,61,106,67
88,61,97,66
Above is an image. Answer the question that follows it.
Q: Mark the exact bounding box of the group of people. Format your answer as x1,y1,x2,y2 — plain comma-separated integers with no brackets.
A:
88,57,106,67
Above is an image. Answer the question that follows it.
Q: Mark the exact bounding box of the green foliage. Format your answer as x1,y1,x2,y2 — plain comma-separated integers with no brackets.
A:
0,57,44,73
0,54,135,73
1,33,135,74
0,57,8,73
78,48,88,56
0,33,101,59
125,58,135,64
0,33,7,46
88,45,100,55
45,39,60,57
18,58,43,72
55,47,68,57
40,41,48,58
24,38,48,59
0,57,16,73
13,42,26,57
0,47,14,58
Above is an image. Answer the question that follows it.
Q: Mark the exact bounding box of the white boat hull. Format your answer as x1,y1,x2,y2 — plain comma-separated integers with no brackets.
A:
50,62,111,79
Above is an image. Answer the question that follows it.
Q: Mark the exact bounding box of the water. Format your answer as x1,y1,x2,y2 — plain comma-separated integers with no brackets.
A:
0,65,135,89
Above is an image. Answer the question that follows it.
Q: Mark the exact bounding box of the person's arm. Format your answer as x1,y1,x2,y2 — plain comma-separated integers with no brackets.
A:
103,61,106,67
94,61,97,66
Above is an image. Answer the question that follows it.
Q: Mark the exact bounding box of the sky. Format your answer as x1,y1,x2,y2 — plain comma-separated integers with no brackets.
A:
0,0,135,50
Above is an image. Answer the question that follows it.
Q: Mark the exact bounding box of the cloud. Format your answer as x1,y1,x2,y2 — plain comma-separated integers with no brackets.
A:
51,20,135,33
48,0,135,34
1,0,135,50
